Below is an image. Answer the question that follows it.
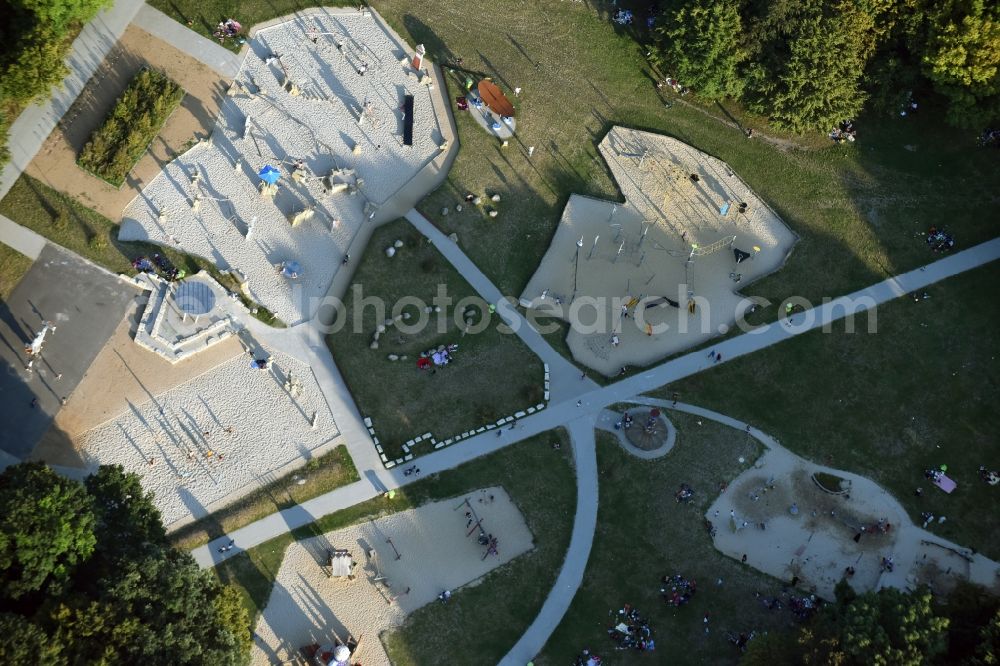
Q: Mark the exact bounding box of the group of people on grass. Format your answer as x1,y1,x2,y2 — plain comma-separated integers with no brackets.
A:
661,573,697,607
607,604,654,652
754,588,822,622
829,119,858,144
213,18,242,43
415,343,459,371
131,254,184,281
978,128,1000,148
979,466,999,486
925,226,955,252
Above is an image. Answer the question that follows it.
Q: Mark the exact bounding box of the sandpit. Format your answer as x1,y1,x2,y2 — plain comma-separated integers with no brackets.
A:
75,349,340,528
520,127,797,375
119,9,447,325
707,447,1000,601
252,487,534,665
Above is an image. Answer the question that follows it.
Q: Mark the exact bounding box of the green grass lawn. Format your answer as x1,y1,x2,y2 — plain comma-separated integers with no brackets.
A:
0,243,32,300
149,0,356,51
538,416,791,665
144,1,1000,304
327,219,544,460
658,261,1000,559
375,1,998,307
213,429,575,666
0,175,282,325
169,445,358,551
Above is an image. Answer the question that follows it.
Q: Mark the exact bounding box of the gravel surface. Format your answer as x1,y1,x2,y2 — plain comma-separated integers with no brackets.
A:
76,349,340,526
120,11,443,324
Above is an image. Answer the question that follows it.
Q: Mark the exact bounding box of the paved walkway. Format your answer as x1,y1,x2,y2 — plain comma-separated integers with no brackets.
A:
189,230,1000,660
500,417,597,666
133,5,243,79
0,214,46,260
192,229,999,554
0,0,146,204
633,396,1000,593
405,208,589,402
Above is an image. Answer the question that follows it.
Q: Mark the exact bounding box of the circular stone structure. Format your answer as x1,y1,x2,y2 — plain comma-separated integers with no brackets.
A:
174,280,215,316
625,409,669,451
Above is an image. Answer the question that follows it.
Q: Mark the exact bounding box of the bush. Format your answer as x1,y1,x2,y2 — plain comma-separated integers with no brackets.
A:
52,209,70,231
77,68,184,186
813,471,847,493
88,232,107,250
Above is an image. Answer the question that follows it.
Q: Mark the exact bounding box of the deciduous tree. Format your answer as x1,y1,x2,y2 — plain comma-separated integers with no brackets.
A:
0,463,95,600
921,0,1000,127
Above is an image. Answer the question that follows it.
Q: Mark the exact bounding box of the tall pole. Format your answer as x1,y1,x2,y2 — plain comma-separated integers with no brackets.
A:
588,235,600,260
573,238,583,301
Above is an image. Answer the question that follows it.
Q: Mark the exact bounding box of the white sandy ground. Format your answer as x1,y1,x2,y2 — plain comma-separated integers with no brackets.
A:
120,9,445,325
707,447,1000,601
520,127,797,375
251,487,533,665
75,348,340,528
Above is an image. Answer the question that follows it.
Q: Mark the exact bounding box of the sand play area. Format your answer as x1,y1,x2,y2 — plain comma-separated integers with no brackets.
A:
707,447,1000,602
520,127,796,375
71,346,340,528
119,9,448,325
252,487,533,665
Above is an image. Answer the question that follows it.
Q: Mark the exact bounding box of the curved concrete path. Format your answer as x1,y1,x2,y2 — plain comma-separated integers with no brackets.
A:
500,417,597,666
632,396,1000,594
192,234,1000,567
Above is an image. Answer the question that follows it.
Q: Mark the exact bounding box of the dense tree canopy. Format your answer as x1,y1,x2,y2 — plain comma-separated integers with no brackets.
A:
744,0,876,131
0,463,249,665
654,0,745,100
921,0,1000,127
0,463,96,600
652,0,1000,131
799,584,948,664
743,580,1000,666
0,0,111,167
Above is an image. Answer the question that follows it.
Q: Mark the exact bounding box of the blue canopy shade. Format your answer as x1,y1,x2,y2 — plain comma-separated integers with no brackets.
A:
258,165,281,184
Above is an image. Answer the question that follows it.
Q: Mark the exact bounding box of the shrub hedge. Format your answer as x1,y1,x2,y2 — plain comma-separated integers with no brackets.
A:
77,68,184,186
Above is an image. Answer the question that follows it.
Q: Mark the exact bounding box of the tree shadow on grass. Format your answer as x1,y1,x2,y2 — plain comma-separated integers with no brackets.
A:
401,14,456,66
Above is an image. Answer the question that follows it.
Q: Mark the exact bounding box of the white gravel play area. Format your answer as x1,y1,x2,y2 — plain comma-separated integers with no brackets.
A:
520,127,797,375
76,349,340,527
252,487,534,665
119,9,446,325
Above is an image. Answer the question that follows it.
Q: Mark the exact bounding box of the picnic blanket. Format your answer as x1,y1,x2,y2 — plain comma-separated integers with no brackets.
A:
933,474,957,494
